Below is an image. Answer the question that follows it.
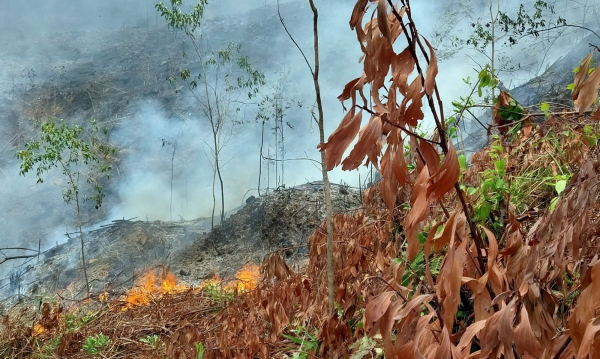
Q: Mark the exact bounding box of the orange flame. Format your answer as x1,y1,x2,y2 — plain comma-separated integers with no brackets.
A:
33,324,45,337
198,264,261,292
232,264,260,292
120,265,260,310
99,291,109,302
121,268,188,310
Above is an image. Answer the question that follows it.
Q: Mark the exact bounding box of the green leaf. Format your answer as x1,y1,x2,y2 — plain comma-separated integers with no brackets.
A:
418,232,427,245
468,187,478,196
458,155,467,171
549,197,559,212
196,342,204,359
495,178,505,189
555,180,567,195
540,102,550,118
282,334,306,346
494,160,506,174
477,202,492,222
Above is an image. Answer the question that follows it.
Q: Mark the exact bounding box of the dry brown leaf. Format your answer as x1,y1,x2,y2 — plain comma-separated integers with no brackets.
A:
381,145,399,208
364,291,396,333
575,66,600,113
422,36,438,97
427,141,460,203
435,328,452,359
437,239,467,331
457,320,487,354
514,306,543,357
418,139,440,173
318,110,363,170
576,316,600,359
573,51,594,100
403,166,430,262
377,0,391,43
392,140,409,186
342,115,383,171
350,0,369,30
392,47,416,95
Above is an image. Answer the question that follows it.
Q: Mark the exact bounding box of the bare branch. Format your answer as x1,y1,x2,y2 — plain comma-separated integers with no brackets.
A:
277,0,315,76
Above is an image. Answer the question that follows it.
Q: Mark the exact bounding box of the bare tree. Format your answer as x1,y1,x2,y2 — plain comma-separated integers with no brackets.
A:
278,0,336,316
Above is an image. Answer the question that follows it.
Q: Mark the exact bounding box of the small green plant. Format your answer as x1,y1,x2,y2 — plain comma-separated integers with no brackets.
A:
195,342,204,359
282,326,319,359
582,124,600,148
202,282,234,303
33,336,61,359
140,334,161,349
349,336,381,359
82,333,111,356
548,174,570,212
469,136,509,228
64,310,99,332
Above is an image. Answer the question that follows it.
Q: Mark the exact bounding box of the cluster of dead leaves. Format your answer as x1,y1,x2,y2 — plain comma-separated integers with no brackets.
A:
316,0,600,358
574,51,600,117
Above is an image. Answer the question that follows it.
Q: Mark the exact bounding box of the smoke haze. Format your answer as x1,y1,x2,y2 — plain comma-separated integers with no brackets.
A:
0,0,598,291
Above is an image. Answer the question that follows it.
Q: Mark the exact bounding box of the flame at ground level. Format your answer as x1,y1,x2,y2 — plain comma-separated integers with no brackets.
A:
32,324,44,337
121,264,261,310
233,264,261,291
121,267,187,310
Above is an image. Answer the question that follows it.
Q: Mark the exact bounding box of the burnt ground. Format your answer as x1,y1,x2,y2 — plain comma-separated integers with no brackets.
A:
175,182,362,283
0,182,361,313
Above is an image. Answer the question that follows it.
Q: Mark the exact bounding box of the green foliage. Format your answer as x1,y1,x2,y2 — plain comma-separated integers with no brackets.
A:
16,119,113,209
540,102,551,118
64,310,100,332
470,136,508,228
202,282,234,303
349,336,381,359
82,333,111,356
495,95,525,124
477,66,499,98
282,326,319,359
155,0,207,34
157,1,265,101
195,342,204,359
33,336,61,359
467,1,566,50
582,124,600,147
140,334,161,349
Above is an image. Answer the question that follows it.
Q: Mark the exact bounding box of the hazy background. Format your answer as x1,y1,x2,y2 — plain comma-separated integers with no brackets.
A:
0,0,598,282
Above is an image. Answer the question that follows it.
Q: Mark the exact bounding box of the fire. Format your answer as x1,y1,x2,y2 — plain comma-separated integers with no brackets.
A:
232,264,260,292
33,324,45,337
120,264,260,310
99,291,109,302
198,264,261,292
121,268,188,310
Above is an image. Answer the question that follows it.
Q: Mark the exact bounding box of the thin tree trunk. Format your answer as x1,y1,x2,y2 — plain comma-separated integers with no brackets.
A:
308,0,335,317
170,139,177,222
258,120,265,196
490,0,497,100
75,192,90,297
215,146,225,223
275,100,279,188
280,96,285,187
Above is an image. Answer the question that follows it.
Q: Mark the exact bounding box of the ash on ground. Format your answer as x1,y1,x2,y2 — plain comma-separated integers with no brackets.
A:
0,182,360,310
